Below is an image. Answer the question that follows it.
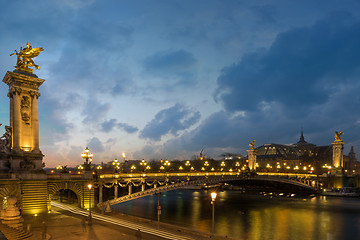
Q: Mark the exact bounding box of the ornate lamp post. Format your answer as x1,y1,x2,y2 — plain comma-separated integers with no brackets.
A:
164,160,171,172
112,159,120,173
140,159,147,172
81,147,93,171
211,192,217,235
87,183,92,226
56,165,63,171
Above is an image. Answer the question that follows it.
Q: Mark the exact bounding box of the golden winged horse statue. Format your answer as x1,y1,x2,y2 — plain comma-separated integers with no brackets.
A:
10,43,44,74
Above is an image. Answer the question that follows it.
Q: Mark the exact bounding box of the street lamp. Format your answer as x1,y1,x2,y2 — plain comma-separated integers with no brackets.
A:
87,183,92,226
164,160,171,172
140,159,147,172
112,159,120,173
155,192,162,229
211,192,217,235
81,147,93,171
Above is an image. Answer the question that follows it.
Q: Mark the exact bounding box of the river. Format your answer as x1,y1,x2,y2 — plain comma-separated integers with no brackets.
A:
112,189,360,240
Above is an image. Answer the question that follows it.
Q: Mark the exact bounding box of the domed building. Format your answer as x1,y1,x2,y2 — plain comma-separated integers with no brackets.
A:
254,131,356,175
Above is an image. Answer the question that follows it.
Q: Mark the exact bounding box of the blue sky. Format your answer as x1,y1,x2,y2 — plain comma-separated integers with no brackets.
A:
0,0,359,167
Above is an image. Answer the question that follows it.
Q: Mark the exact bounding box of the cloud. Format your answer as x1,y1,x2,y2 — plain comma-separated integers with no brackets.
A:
82,98,111,124
143,49,197,87
215,12,360,117
159,13,360,158
39,88,78,145
140,103,201,141
87,137,105,152
118,123,138,133
100,119,138,133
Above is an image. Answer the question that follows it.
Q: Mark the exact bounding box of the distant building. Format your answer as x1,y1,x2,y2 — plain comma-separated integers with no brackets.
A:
254,131,358,175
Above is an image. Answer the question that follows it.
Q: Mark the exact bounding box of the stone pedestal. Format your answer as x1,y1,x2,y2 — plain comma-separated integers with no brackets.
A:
2,71,45,171
1,196,23,229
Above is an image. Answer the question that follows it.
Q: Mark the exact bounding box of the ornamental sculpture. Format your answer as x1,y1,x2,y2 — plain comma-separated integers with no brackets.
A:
249,140,256,150
334,131,343,142
0,125,12,153
10,43,44,74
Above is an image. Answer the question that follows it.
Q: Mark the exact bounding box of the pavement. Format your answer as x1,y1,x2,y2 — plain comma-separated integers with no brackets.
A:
22,203,238,240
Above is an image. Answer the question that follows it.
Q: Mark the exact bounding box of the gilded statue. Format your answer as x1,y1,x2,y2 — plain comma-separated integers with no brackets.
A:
334,131,343,142
10,43,44,74
249,140,256,150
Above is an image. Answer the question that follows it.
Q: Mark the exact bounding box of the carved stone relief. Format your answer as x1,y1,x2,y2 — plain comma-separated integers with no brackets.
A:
20,95,31,124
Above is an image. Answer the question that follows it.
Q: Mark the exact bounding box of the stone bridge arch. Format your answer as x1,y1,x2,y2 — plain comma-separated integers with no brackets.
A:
47,180,93,211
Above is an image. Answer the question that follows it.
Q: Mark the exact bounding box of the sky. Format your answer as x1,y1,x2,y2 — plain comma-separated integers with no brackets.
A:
0,0,360,167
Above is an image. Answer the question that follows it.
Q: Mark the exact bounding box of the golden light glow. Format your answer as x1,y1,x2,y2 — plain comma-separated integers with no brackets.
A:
122,152,126,159
88,184,92,190
211,192,217,202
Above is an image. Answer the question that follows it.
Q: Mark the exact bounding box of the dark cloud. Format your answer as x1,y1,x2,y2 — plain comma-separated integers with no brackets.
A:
82,99,111,124
100,119,117,132
100,119,138,133
87,137,105,152
216,12,360,117
118,123,138,133
143,49,197,87
140,103,201,141
161,13,360,158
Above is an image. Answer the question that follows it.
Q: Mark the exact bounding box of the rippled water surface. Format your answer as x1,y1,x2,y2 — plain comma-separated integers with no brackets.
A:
113,190,360,240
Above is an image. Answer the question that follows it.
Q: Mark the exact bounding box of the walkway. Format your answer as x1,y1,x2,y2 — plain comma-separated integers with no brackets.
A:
27,202,237,240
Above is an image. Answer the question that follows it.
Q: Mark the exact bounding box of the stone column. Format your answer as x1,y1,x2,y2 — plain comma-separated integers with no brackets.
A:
3,71,45,171
247,140,257,171
332,141,344,168
331,132,345,176
30,91,40,152
10,88,22,151
128,185,132,195
247,149,257,171
141,184,145,192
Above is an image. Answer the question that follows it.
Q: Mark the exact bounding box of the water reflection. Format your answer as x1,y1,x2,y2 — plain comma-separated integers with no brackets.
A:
112,190,360,240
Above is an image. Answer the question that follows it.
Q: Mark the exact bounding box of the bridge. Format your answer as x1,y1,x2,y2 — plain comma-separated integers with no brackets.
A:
0,170,322,215
96,172,320,209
